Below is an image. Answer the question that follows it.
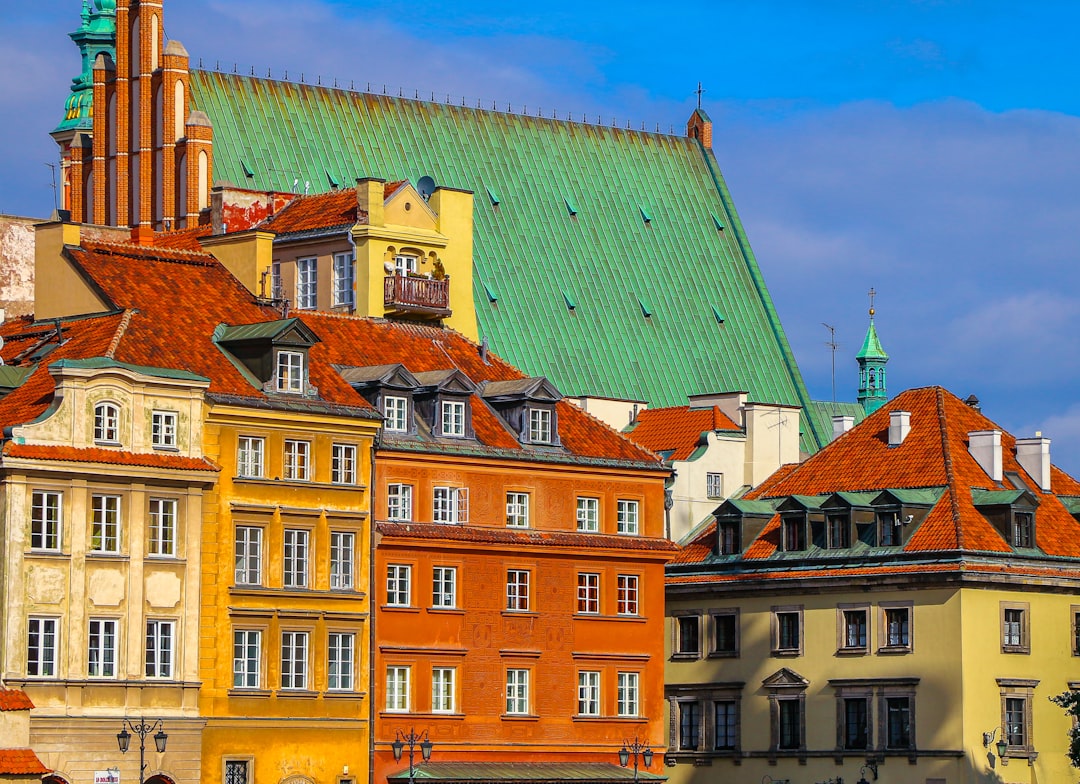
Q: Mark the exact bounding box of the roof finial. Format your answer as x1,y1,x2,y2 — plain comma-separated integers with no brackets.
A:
868,286,876,318
695,81,705,109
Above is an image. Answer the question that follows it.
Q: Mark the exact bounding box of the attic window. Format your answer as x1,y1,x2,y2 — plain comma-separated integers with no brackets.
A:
782,514,807,552
718,521,740,555
1012,511,1034,548
276,351,305,393
240,159,255,178
562,291,577,312
384,395,409,432
528,408,553,444
440,399,467,437
94,402,121,444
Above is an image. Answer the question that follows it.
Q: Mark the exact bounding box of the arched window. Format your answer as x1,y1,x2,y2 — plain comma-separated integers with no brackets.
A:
94,402,120,443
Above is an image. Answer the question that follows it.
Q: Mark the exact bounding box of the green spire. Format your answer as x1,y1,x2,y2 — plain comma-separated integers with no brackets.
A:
52,0,116,138
857,289,889,415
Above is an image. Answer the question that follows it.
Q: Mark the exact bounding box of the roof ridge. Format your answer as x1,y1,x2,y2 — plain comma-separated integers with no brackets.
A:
936,386,966,548
560,397,664,467
81,239,218,265
104,308,136,359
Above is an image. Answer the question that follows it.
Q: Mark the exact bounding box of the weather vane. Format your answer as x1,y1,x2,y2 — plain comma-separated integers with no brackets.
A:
868,287,876,317
695,82,705,109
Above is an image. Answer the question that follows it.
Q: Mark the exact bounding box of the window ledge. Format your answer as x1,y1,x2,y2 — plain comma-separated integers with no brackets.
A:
26,550,68,559
152,445,181,452
86,553,128,561
427,607,465,615
323,690,367,700
501,714,539,721
876,646,912,655
383,605,421,613
572,715,644,722
771,649,801,657
670,653,701,662
146,554,184,562
94,441,122,448
501,611,539,618
228,688,272,698
276,689,319,698
707,651,739,659
1001,646,1030,655
837,647,869,656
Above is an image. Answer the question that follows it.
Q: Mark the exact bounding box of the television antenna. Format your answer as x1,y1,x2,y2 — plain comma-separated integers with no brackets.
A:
822,322,838,405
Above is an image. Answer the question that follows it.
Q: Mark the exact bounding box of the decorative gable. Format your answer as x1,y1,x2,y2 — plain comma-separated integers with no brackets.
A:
413,369,478,440
338,363,422,435
215,317,320,397
761,667,809,690
972,488,1040,550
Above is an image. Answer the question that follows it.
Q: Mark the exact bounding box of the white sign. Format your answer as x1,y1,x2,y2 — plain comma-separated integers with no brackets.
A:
95,771,120,784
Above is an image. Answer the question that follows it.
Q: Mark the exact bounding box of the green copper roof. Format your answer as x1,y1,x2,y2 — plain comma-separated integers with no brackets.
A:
190,72,826,450
856,318,889,361
50,357,210,382
805,399,865,447
54,0,116,137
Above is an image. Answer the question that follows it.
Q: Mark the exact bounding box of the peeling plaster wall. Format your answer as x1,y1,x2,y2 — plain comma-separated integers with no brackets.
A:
0,216,37,317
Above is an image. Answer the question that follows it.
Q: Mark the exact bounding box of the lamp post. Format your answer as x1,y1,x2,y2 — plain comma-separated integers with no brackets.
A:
983,727,1008,759
857,759,879,784
391,728,433,784
117,718,167,784
618,737,653,783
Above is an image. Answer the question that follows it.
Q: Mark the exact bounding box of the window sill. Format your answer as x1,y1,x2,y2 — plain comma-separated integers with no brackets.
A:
501,611,538,618
146,554,183,562
707,650,739,659
228,688,271,698
94,440,122,448
876,645,912,655
152,445,180,452
837,647,869,656
770,649,801,657
1001,646,1030,655
383,605,421,613
572,715,644,722
403,712,465,720
427,607,465,615
276,689,319,698
501,714,539,721
670,653,701,661
323,690,367,700
87,553,128,561
26,550,68,558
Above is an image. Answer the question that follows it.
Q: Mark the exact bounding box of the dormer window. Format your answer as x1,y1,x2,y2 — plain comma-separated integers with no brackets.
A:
94,402,120,444
441,399,467,437
782,515,806,552
1012,511,1034,548
481,377,563,447
826,511,850,549
877,510,900,546
384,395,409,432
528,408,553,444
718,521,740,554
276,350,305,394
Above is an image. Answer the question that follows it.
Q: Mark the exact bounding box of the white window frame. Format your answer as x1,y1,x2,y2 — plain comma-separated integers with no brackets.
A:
387,484,413,521
276,350,305,394
148,497,177,557
90,494,121,554
706,472,724,499
330,531,354,590
577,573,600,614
440,399,467,437
328,632,355,691
617,499,640,535
296,257,318,309
617,671,640,717
386,665,411,711
387,564,412,607
234,526,263,586
433,566,457,609
433,486,469,524
283,529,309,589
333,251,355,308
151,410,178,448
506,668,530,715
237,436,265,478
528,408,552,443
383,396,409,432
27,617,58,677
576,497,599,532
617,574,639,616
578,670,600,716
94,402,120,444
145,619,175,679
331,443,357,485
506,492,530,528
31,490,62,551
394,254,418,276
432,667,456,713
88,618,118,678
284,439,311,481
507,569,530,612
232,629,261,689
280,630,309,690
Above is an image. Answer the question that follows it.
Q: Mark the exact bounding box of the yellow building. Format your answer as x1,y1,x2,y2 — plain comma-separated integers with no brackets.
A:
665,386,1080,784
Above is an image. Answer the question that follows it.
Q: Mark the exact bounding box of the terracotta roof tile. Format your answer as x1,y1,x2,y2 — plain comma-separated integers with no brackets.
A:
152,224,213,250
625,405,741,461
260,188,362,235
0,689,33,711
2,443,218,472
0,749,49,775
378,521,678,553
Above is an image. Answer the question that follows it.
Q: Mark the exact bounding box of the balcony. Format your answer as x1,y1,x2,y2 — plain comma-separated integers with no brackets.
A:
384,275,451,319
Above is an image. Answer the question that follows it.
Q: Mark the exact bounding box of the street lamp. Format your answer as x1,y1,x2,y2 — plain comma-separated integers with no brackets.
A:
117,718,167,784
983,727,1008,759
391,728,433,784
857,759,879,784
618,737,653,783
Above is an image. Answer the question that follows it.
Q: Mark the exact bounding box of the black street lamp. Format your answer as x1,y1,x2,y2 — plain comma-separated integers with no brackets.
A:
117,718,167,784
391,728,433,784
618,737,653,783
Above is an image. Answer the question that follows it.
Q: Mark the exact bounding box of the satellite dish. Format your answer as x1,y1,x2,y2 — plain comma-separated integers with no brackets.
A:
417,175,436,201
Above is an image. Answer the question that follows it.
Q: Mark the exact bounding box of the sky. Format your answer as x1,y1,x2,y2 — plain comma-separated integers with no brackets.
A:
1,0,1079,472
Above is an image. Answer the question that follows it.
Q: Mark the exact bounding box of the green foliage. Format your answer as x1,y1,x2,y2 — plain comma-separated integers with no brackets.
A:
1050,689,1080,768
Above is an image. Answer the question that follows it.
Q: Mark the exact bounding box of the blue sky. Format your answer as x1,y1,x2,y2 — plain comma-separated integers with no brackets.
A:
2,0,1079,472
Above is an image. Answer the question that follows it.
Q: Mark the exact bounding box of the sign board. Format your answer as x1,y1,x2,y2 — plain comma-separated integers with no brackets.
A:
94,771,120,784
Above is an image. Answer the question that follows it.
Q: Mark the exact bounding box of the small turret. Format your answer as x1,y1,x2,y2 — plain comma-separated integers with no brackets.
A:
52,0,116,139
857,288,889,415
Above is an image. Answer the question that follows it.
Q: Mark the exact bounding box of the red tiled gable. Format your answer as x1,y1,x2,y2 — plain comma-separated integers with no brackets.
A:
0,689,33,711
1052,465,1080,496
3,443,218,473
0,749,49,775
625,405,741,461
378,521,678,553
260,181,407,236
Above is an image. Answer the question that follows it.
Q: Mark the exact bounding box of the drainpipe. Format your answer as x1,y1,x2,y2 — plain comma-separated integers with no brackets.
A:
368,430,379,784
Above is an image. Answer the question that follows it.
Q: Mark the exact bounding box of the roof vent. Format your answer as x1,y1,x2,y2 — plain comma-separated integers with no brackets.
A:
889,410,911,446
1015,435,1051,492
969,430,1003,482
964,394,981,411
832,415,854,442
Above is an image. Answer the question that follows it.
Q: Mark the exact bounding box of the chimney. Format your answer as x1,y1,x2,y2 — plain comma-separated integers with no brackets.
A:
969,430,1003,482
1015,434,1051,492
889,411,911,446
831,415,854,442
211,186,225,235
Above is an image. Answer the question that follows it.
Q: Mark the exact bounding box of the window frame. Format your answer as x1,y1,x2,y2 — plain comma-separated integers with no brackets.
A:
282,528,310,589
383,395,409,433
433,486,469,524
148,497,177,557
527,407,553,444
617,499,640,535
838,604,870,654
88,617,118,678
677,700,702,751
775,696,804,751
387,483,413,522
771,606,804,656
145,619,175,679
237,436,265,478
876,508,900,546
879,602,913,653
432,566,457,609
709,609,740,658
385,665,411,712
576,496,599,532
94,402,121,444
577,670,601,716
826,511,850,549
1000,601,1030,654
332,251,355,308
1072,605,1080,657
781,514,806,552
576,573,600,615
327,631,355,691
296,256,318,310
505,668,530,715
440,399,467,438
617,671,640,718
280,630,309,690
151,409,178,449
283,439,311,482
30,490,63,551
331,443,358,485
90,494,121,554
432,666,456,713
506,569,530,612
329,531,355,591
232,628,262,689
673,614,702,660
617,574,639,616
27,616,58,678
234,525,264,586
706,472,723,500
506,491,530,528
386,564,412,607
996,678,1038,762
224,759,252,784
276,350,305,394
1011,509,1035,548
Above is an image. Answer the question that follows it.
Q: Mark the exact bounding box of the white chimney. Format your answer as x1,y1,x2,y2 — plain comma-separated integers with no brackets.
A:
1015,435,1051,492
831,415,854,442
889,411,911,446
969,430,1003,481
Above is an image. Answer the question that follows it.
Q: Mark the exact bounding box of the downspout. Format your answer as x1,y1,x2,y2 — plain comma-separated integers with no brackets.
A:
368,428,379,784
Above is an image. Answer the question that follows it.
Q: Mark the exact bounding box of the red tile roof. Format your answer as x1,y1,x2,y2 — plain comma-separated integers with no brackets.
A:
152,224,213,251
259,181,407,235
625,405,741,461
0,749,49,775
378,521,678,553
0,689,33,711
2,443,218,472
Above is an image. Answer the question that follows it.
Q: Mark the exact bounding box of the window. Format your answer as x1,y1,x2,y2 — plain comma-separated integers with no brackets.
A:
330,532,354,590
843,697,869,749
528,408,552,443
148,497,177,556
90,494,120,554
711,611,739,657
433,486,469,524
440,400,467,437
283,529,309,589
1001,603,1030,653
432,566,458,608
387,483,413,521
1005,697,1026,746
225,760,249,784
782,515,806,551
232,629,261,688
88,618,117,678
881,605,912,651
885,696,912,749
394,255,418,276
30,490,62,551
432,667,456,713
328,632,354,691
331,443,357,485
27,617,57,677
826,512,850,548
280,631,308,690
94,402,120,443
296,257,317,309
678,701,700,750
270,260,283,299
675,616,700,657
151,410,177,448
773,607,802,655
840,607,869,652
333,251,355,308
284,439,310,481
237,436,265,478
717,522,740,555
1010,509,1035,547
506,569,530,611
234,526,263,586
617,574,639,616
715,701,738,750
506,492,530,528
578,671,600,716
877,510,900,546
576,497,599,532
386,564,411,607
276,351,305,393
617,500,639,535
506,669,530,714
577,573,599,614
145,620,174,678
384,396,408,432
617,671,639,717
1073,607,1080,656
997,678,1037,760
777,698,802,750
386,666,410,711
706,472,723,499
